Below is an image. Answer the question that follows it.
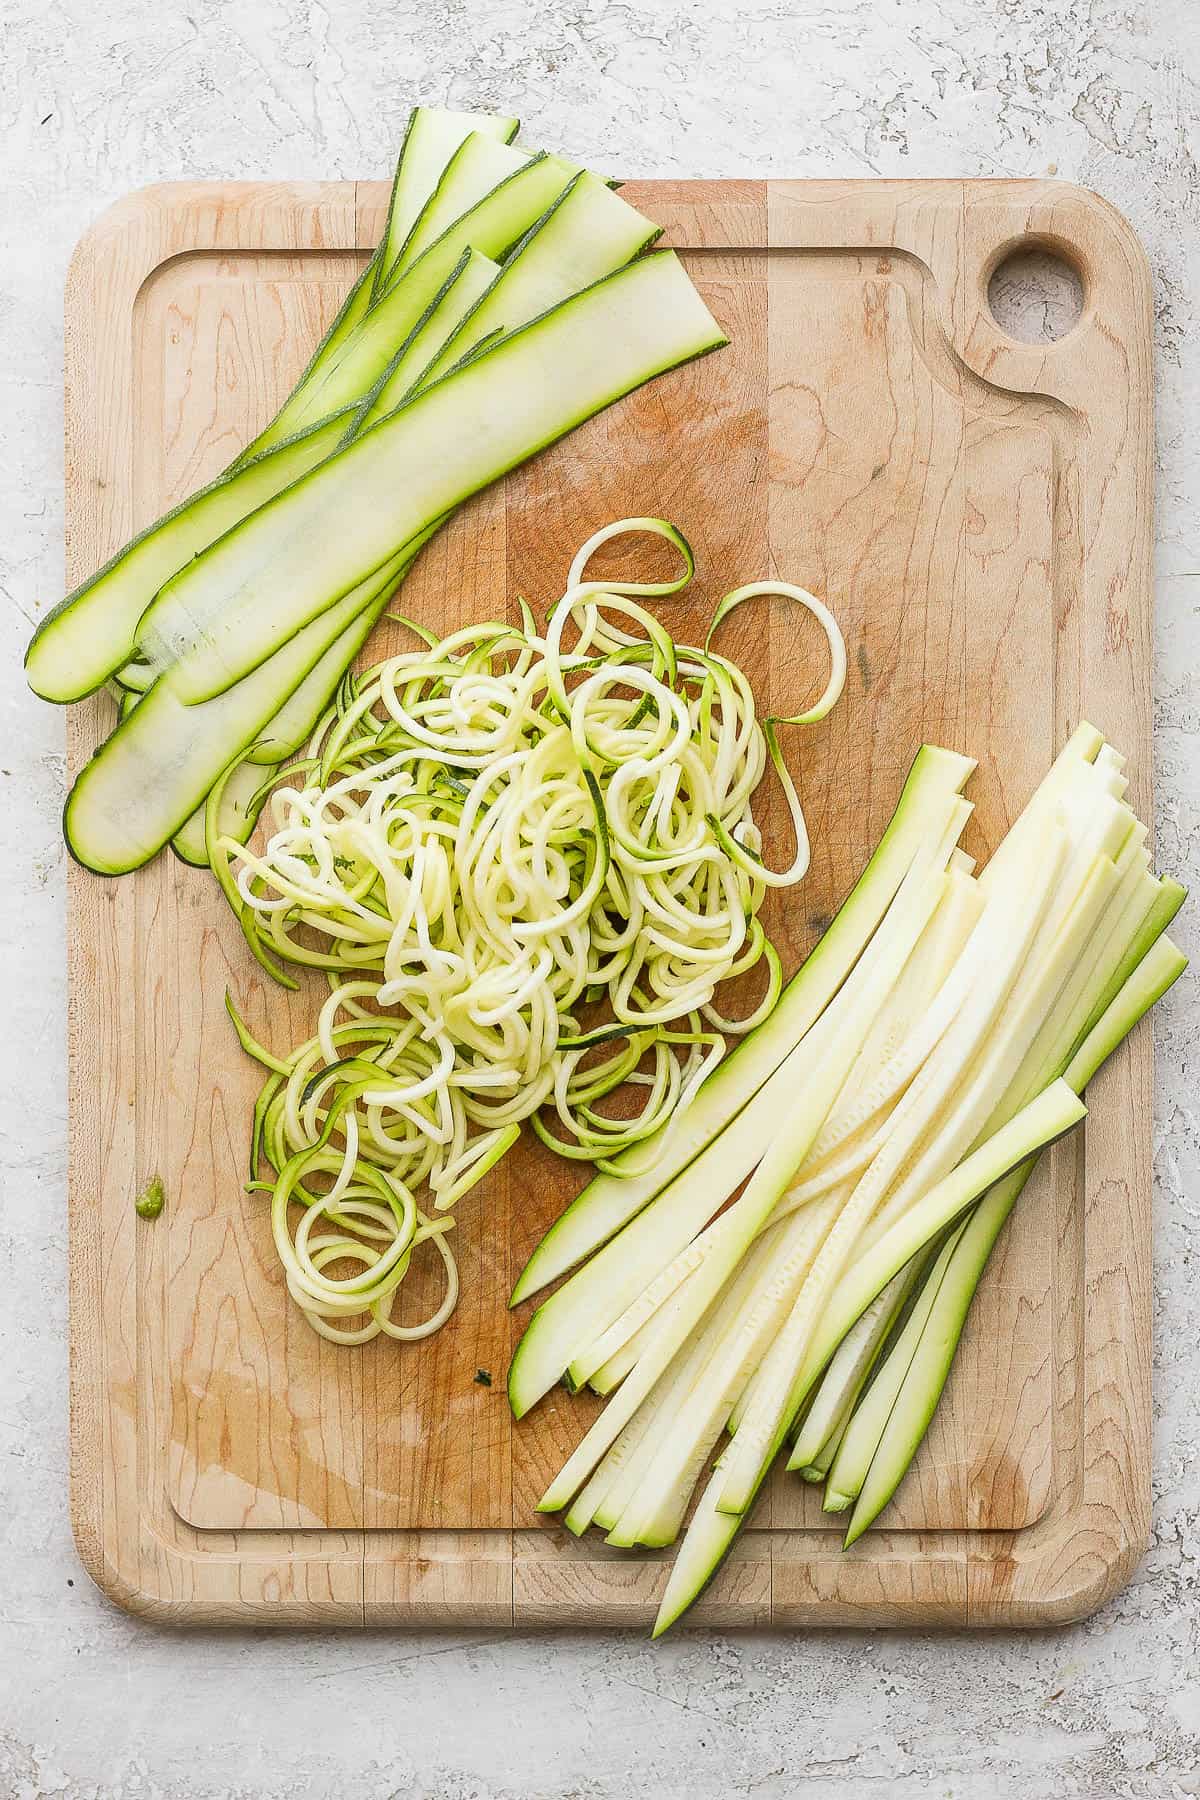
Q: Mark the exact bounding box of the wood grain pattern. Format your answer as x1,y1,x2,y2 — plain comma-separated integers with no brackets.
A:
66,176,1154,1626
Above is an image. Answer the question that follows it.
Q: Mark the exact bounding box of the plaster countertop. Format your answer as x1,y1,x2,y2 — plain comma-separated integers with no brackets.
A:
1,2,1197,1795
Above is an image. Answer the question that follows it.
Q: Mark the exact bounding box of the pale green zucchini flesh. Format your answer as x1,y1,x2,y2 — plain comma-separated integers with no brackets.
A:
242,570,410,766
136,251,727,705
646,1082,1087,1634
1077,873,1187,1042
508,745,976,1307
24,411,352,705
373,106,519,297
64,555,412,875
508,851,956,1421
785,1078,1088,1425
785,1259,923,1472
389,132,534,280
242,248,477,460
1064,930,1188,1091
415,173,661,391
356,249,501,430
837,925,1188,1541
171,757,270,868
825,1221,969,1525
247,153,579,466
651,1464,742,1638
226,253,382,476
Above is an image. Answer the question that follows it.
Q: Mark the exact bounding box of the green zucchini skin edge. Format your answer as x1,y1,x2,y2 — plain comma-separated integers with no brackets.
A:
411,172,663,396
229,249,385,469
651,935,1186,1632
29,116,496,701
509,745,975,1307
135,251,728,707
33,144,630,710
372,108,521,299
25,407,356,703
61,540,423,877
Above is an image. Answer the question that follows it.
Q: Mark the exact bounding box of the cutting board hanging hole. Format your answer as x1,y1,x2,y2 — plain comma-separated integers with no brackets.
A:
987,243,1085,345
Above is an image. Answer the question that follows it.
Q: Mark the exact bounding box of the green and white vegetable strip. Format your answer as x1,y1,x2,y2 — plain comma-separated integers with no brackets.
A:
220,520,845,1344
36,109,691,879
508,811,967,1419
786,1257,925,1475
828,925,1188,1543
820,1221,969,1515
25,409,354,704
509,745,977,1307
520,723,1186,1637
371,107,519,299
29,106,513,704
63,249,729,874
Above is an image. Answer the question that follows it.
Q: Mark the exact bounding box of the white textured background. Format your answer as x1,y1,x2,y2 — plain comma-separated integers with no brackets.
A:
1,2,1198,1795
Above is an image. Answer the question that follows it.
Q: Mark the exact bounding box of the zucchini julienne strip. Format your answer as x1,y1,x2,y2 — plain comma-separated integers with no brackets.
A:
1079,873,1186,1038
372,106,520,301
831,929,1187,1547
519,727,1183,1635
648,1079,1087,1636
700,827,1070,1516
706,750,1147,1514
714,805,1128,1516
568,1234,780,1535
818,1222,968,1518
509,816,975,1418
603,1194,846,1550
728,836,1168,1517
722,872,980,1445
135,251,728,706
523,854,956,1468
509,745,976,1307
785,1257,926,1475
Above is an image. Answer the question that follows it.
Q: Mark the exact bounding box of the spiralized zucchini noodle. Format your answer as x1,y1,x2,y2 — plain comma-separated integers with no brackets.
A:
216,519,845,1345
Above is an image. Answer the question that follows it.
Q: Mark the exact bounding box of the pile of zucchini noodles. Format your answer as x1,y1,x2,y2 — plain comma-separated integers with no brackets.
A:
218,520,846,1345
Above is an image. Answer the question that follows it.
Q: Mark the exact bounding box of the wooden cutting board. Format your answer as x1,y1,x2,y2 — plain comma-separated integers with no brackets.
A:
65,176,1154,1627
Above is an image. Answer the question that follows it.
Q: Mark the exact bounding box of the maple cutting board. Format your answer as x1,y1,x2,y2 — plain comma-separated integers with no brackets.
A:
66,176,1154,1627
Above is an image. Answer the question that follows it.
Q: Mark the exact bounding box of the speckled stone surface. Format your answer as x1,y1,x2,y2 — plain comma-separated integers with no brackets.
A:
1,2,1197,1795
